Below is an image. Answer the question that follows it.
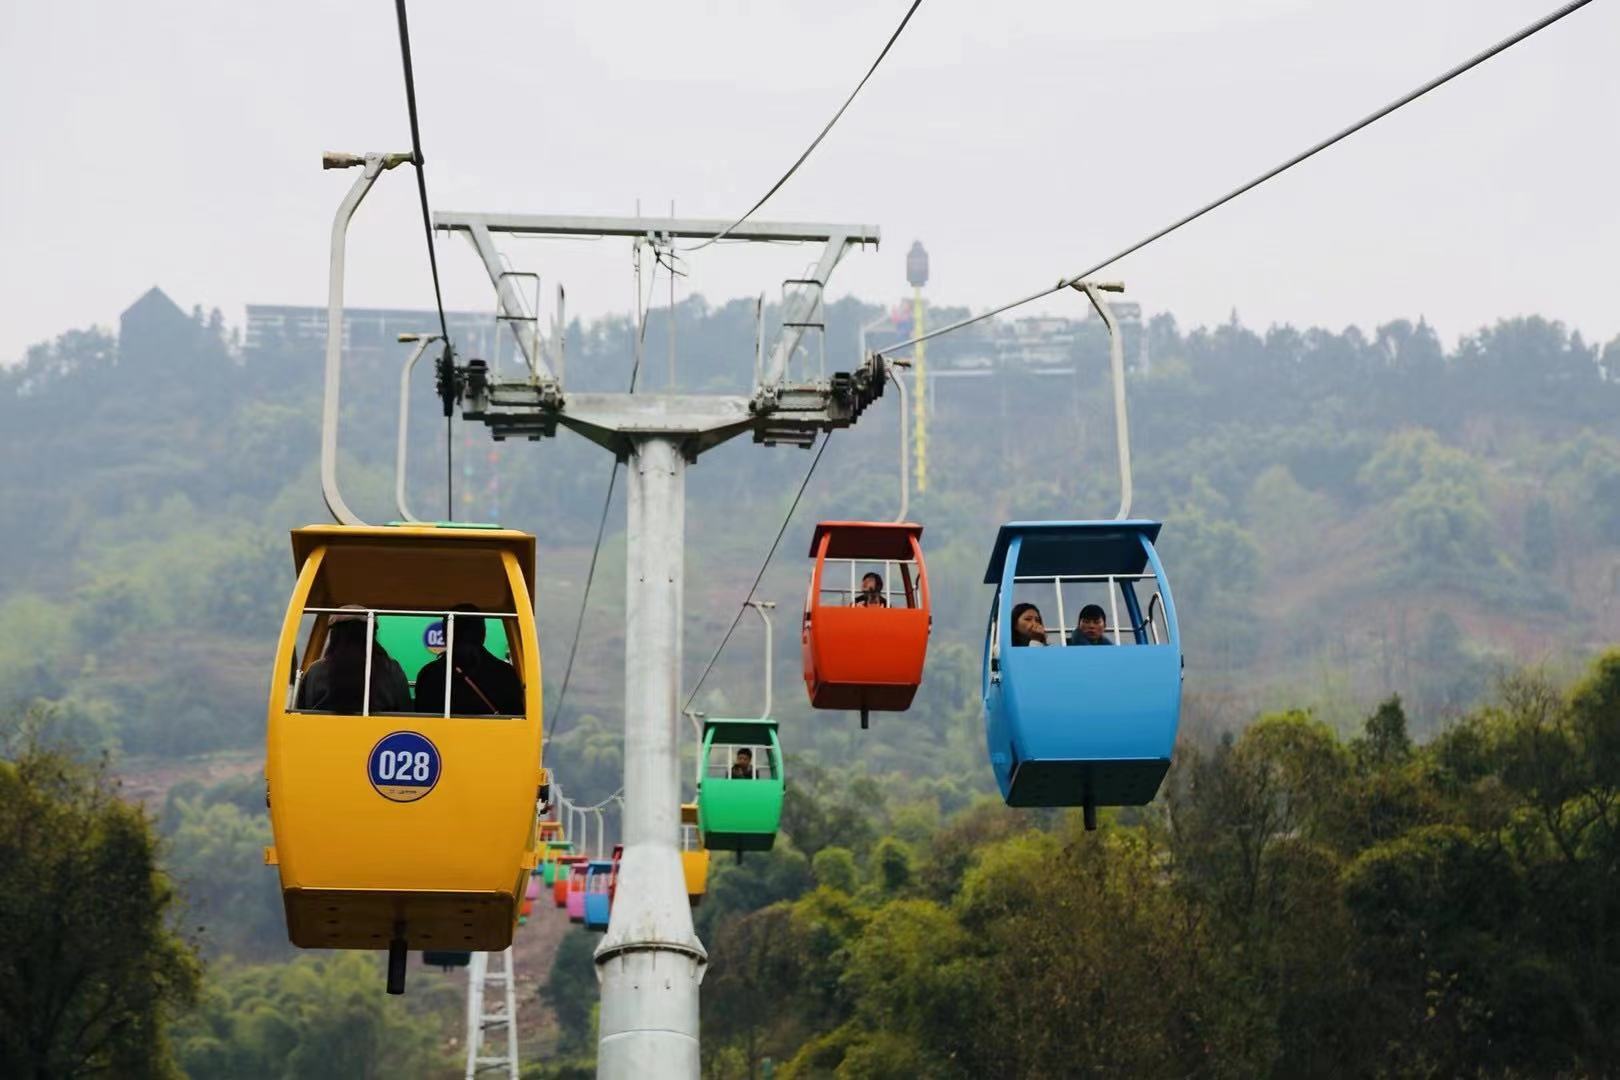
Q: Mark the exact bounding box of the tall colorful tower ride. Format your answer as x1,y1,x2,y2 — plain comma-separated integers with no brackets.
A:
905,240,929,493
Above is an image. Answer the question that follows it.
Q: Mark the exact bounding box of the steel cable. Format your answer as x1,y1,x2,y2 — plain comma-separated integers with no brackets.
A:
683,0,925,251
877,0,1599,357
684,430,835,711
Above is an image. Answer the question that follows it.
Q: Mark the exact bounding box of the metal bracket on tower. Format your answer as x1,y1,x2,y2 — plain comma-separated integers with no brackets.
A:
494,269,542,378
432,211,882,456
458,222,565,407
779,276,827,381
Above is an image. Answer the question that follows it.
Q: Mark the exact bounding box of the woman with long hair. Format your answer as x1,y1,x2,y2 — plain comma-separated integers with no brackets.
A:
1010,602,1048,647
296,607,411,714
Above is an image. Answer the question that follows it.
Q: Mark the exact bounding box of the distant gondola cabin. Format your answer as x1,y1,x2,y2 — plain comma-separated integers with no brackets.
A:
583,860,613,931
542,840,574,887
566,860,588,923
553,853,584,908
680,803,709,905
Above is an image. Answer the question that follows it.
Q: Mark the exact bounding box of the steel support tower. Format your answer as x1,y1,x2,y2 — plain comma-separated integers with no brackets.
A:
464,948,520,1079
432,210,887,1077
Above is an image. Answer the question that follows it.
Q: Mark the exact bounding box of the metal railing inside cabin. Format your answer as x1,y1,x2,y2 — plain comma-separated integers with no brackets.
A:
291,606,524,718
1007,573,1166,647
705,744,777,780
815,557,923,609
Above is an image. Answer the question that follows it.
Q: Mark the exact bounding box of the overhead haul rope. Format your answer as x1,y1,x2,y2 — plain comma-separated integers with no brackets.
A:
684,431,835,711
877,0,1599,358
559,788,624,813
546,247,666,744
392,0,459,519
683,0,925,251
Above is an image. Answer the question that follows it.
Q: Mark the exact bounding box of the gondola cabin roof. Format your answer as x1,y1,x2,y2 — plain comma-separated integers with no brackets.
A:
983,520,1163,583
290,524,537,609
701,716,780,743
810,521,924,561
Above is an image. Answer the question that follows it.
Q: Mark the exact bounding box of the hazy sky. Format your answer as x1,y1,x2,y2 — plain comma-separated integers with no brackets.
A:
3,0,1616,365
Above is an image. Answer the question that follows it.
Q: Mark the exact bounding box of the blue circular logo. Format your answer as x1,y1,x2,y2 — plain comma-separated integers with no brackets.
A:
368,731,442,803
423,620,447,655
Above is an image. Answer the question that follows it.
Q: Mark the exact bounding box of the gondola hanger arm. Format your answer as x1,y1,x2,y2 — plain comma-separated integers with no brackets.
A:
1069,281,1133,521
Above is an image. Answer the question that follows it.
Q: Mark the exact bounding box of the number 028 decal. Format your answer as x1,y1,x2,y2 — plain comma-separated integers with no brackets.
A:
368,731,442,802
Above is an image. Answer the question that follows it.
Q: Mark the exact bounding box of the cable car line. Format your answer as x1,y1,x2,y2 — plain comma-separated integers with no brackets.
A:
556,787,625,815
546,468,618,741
684,430,835,711
876,0,1598,359
391,0,462,518
391,0,451,345
682,0,925,253
546,251,665,741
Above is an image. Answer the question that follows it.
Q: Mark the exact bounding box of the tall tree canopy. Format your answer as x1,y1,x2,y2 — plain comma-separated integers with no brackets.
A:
0,715,200,1078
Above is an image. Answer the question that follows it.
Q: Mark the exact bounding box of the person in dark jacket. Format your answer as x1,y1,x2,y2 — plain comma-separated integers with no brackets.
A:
413,606,525,715
296,606,412,713
1070,603,1114,646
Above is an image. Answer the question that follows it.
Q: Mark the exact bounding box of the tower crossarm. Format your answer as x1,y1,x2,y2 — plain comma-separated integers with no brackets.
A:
432,211,879,416
461,353,890,457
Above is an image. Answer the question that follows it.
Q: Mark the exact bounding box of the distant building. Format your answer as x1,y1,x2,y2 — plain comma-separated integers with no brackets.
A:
120,287,200,367
993,316,1082,368
244,304,506,365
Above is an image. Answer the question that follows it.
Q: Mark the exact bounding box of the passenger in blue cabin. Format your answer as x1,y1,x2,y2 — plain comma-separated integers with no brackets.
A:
1010,602,1049,646
853,572,888,607
413,605,525,715
1069,604,1113,646
297,605,411,713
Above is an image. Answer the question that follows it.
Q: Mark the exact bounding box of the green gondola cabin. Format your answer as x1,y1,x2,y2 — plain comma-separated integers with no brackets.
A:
542,840,574,887
696,717,784,852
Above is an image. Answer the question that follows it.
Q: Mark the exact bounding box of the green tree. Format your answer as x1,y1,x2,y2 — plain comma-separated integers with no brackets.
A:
163,796,286,960
172,953,454,1079
867,836,913,893
703,904,803,1075
0,723,201,1078
543,930,600,1058
810,846,857,893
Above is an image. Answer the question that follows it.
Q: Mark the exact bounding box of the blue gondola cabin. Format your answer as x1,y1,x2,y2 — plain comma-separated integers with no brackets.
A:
981,520,1182,827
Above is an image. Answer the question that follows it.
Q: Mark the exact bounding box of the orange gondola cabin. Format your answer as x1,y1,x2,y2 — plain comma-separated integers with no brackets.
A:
801,521,930,725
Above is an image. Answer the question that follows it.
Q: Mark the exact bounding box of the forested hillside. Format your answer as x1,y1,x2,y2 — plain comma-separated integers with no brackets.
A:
658,661,1620,1077
3,287,1616,766
2,286,1617,1077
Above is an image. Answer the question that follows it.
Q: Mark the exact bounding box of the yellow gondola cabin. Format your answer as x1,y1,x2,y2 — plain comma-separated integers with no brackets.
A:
264,524,544,993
